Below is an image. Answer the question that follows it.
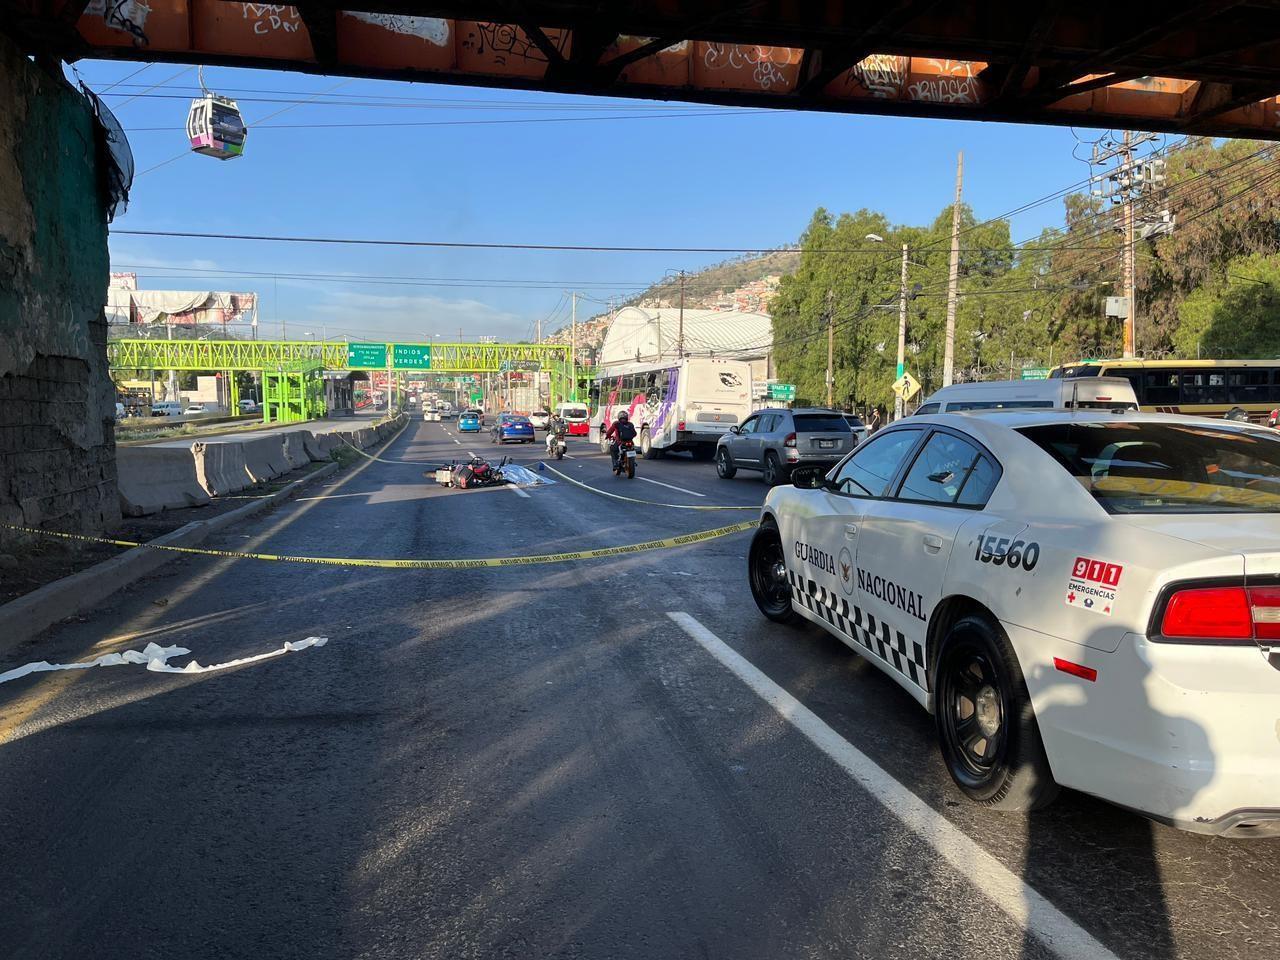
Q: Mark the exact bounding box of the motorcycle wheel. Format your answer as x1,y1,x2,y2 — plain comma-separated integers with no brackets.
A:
555,449,564,460
625,456,635,479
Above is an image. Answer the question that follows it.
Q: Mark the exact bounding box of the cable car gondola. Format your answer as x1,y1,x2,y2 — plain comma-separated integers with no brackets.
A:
187,67,247,160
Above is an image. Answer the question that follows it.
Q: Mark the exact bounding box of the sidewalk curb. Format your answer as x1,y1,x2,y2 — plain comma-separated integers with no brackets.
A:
0,461,340,650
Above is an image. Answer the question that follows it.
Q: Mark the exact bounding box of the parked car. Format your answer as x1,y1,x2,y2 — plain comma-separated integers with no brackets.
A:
491,414,535,444
529,410,551,430
184,403,210,415
716,407,858,485
457,411,482,433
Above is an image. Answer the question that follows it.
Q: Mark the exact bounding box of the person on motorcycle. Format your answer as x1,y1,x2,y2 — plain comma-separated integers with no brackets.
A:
545,412,567,455
605,409,637,470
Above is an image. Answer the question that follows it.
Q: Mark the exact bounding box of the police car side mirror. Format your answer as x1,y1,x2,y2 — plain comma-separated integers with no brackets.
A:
790,466,828,489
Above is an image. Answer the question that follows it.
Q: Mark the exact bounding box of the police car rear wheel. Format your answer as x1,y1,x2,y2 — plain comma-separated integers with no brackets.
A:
934,615,1058,811
749,524,799,624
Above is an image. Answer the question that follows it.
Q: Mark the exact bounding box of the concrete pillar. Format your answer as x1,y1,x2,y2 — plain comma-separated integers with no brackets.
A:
0,33,118,537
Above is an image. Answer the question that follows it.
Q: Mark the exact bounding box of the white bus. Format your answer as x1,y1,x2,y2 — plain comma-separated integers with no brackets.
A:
589,357,753,460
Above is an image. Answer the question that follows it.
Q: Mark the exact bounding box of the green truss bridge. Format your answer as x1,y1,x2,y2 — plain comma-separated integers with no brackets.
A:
107,339,577,374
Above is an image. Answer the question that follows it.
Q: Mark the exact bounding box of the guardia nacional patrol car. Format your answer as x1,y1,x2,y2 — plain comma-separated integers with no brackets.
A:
748,408,1280,836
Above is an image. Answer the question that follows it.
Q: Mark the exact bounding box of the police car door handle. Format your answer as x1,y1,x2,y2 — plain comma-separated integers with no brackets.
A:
844,523,858,539
922,534,944,552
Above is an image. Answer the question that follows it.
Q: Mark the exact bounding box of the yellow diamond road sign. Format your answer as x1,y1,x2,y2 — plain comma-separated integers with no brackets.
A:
892,372,922,401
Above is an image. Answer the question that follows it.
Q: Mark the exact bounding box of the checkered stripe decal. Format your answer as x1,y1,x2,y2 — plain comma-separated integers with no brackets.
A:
789,571,928,692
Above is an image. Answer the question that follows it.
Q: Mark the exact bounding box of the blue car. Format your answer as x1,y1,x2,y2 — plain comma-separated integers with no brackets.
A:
491,414,535,444
458,412,482,433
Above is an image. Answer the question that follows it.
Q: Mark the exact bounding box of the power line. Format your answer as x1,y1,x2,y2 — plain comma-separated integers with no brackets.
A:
111,262,652,289
122,109,765,133
98,63,154,95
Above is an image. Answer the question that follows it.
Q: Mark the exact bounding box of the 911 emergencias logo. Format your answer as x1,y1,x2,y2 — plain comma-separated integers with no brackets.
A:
1065,556,1123,616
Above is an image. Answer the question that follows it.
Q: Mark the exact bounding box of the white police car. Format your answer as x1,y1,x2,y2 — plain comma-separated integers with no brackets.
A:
748,409,1280,836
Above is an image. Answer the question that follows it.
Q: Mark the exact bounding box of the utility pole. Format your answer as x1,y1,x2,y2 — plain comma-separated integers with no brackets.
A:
1121,129,1137,358
825,289,835,408
943,151,963,387
677,270,686,359
895,243,909,420
569,290,577,401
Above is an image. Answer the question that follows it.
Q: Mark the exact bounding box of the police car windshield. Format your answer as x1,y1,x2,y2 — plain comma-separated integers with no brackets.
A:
1018,422,1280,513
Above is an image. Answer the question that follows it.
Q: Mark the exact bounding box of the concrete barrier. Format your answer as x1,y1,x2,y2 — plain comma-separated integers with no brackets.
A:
354,428,376,449
117,447,212,516
281,431,310,469
240,435,289,484
191,441,251,497
305,432,339,461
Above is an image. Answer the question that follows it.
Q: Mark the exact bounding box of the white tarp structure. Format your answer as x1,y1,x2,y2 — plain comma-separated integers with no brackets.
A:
598,306,772,368
105,287,258,325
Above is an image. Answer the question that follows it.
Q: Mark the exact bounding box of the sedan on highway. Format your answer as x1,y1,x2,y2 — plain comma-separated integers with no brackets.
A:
749,409,1280,836
457,412,482,433
491,414,535,444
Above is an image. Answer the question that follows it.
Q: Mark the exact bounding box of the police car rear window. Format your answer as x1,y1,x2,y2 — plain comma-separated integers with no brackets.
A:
1018,422,1280,513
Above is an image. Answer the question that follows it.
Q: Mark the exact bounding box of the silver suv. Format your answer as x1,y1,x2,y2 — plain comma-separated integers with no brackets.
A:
716,407,858,485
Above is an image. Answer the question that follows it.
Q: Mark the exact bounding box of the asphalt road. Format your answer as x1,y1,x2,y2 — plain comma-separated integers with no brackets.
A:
1,420,1276,960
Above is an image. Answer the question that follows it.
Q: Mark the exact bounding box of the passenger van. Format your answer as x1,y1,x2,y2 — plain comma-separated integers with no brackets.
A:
150,401,183,418
914,377,1138,415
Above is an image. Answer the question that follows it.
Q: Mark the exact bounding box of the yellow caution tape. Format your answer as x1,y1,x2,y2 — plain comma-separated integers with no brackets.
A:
0,519,757,569
540,462,758,510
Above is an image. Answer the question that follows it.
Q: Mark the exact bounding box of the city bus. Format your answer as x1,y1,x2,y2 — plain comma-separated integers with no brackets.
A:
1050,358,1280,421
589,357,754,460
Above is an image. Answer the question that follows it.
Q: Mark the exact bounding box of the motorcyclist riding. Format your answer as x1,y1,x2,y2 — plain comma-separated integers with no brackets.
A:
545,412,567,454
605,409,637,470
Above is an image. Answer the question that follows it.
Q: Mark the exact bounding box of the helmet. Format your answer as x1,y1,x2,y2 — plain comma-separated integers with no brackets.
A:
617,410,629,421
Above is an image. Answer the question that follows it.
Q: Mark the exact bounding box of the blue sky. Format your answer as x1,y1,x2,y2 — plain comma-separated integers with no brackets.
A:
84,60,1122,343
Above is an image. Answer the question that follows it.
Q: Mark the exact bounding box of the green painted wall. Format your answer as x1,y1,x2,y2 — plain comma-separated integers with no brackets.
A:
0,33,117,535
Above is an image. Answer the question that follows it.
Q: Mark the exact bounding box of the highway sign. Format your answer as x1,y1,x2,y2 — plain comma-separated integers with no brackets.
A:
347,342,387,369
767,383,796,401
892,372,922,401
392,343,431,370
469,392,483,405
1021,366,1050,380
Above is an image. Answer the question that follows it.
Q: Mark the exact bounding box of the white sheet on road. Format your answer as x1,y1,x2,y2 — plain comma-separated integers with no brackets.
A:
0,637,328,686
502,463,556,487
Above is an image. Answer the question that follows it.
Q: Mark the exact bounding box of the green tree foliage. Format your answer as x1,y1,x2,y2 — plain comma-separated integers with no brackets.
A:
773,137,1280,410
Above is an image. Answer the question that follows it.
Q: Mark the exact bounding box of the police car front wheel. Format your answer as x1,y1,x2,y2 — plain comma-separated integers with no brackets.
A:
934,615,1059,812
748,523,799,624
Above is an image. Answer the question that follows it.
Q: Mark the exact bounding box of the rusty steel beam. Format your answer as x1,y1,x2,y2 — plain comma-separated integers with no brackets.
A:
794,0,940,97
993,1,1062,102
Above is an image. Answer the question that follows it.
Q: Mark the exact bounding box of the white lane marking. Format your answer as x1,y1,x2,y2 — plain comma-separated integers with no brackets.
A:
453,439,462,445
637,476,707,497
507,484,531,499
665,612,1119,960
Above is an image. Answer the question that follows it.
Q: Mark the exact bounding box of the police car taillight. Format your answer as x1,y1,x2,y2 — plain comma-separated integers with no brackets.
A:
1160,585,1280,640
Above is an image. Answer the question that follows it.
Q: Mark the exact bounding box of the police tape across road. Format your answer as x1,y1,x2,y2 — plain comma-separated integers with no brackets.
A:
0,520,758,569
539,463,758,511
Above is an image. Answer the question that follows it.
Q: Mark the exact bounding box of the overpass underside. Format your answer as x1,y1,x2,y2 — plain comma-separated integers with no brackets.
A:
8,1,1280,139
